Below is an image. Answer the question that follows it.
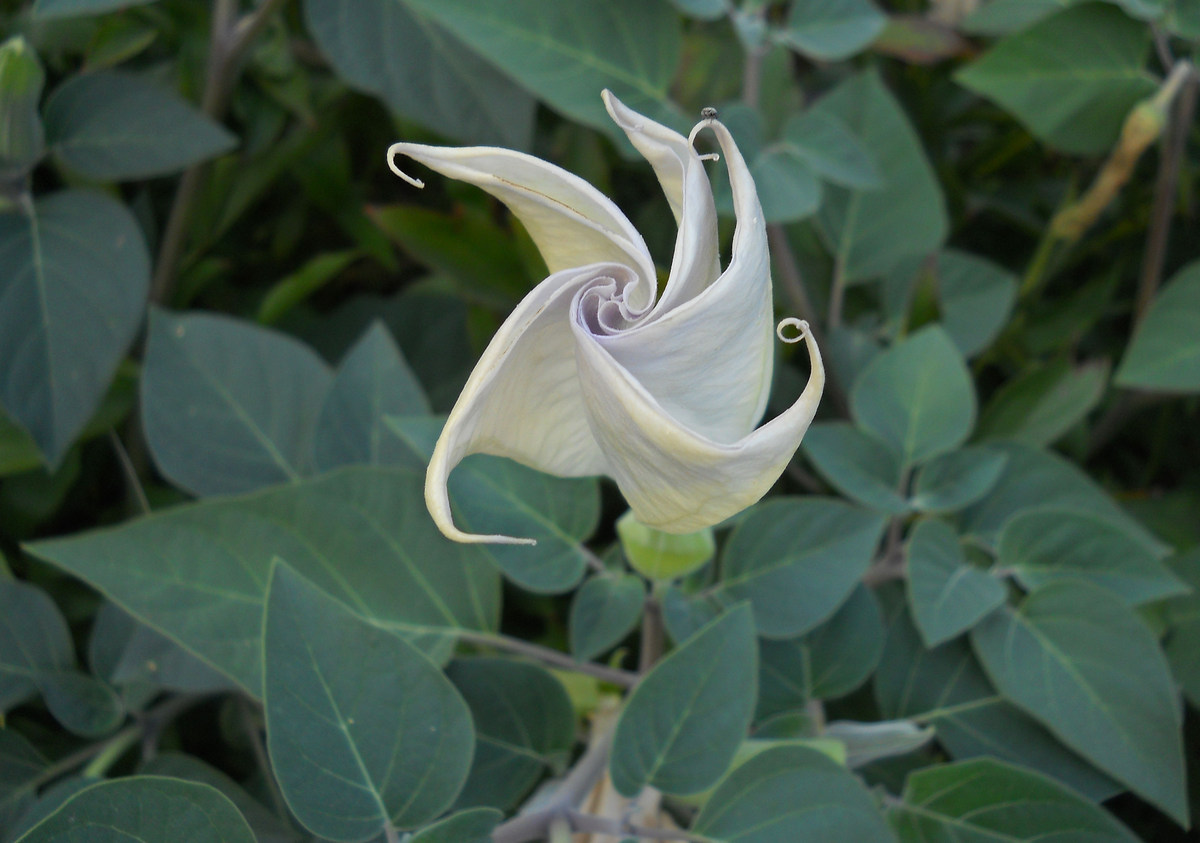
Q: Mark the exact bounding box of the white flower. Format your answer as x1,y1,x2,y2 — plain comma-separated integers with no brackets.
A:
388,91,824,545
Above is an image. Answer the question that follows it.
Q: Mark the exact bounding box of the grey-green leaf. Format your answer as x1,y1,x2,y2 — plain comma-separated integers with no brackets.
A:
813,70,948,283
312,321,430,472
1116,260,1200,391
851,327,976,468
998,508,1187,604
955,4,1157,154
977,358,1109,446
409,808,503,843
0,190,149,466
906,519,1005,646
910,447,1009,512
890,758,1140,842
569,573,645,661
141,309,332,496
693,745,897,842
303,0,534,148
265,563,474,839
801,422,908,515
43,71,235,180
447,658,575,811
936,249,1019,357
400,0,685,138
610,604,757,797
779,0,887,61
0,580,73,710
717,498,887,637
971,582,1187,823
29,467,500,695
782,107,881,189
13,776,255,843
33,0,158,18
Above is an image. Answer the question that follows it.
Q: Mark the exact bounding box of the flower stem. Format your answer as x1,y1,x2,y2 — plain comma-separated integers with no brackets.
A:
455,630,638,688
639,590,664,673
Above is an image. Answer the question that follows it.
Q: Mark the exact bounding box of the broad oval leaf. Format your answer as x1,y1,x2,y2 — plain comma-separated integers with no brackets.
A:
910,446,1008,513
717,498,887,637
0,580,73,710
0,190,149,466
141,309,333,497
29,467,501,695
971,582,1187,824
446,657,575,812
1116,260,1200,391
936,249,1018,358
906,519,1005,646
265,562,474,838
780,0,887,61
977,358,1109,447
693,745,897,842
569,573,645,661
782,108,881,189
998,508,1187,604
409,808,503,843
304,0,534,148
890,758,1140,842
851,327,976,468
43,71,235,180
13,776,255,843
955,4,1157,154
610,604,757,797
801,422,907,515
32,0,158,17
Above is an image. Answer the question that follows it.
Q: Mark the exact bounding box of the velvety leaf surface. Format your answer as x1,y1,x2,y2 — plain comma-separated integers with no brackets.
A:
409,808,503,843
1116,261,1200,391
0,580,73,710
265,563,474,839
43,71,235,180
971,583,1187,823
780,0,887,61
782,102,881,190
716,498,886,637
910,447,1008,513
0,190,148,465
801,422,907,515
32,0,158,17
935,249,1018,357
977,358,1109,446
906,519,1005,646
610,605,757,797
569,573,645,661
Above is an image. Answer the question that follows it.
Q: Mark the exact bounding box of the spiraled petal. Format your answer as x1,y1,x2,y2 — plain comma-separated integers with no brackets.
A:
424,264,629,545
596,118,774,444
388,141,656,311
571,318,825,533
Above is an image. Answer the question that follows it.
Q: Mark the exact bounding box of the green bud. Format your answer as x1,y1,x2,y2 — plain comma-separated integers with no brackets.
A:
0,36,46,180
616,510,715,581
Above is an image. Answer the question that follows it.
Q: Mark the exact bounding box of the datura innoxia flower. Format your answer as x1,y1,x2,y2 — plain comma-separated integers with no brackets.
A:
387,91,824,545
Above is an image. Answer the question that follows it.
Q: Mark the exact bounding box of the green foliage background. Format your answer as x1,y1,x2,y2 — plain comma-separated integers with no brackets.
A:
1,0,1199,840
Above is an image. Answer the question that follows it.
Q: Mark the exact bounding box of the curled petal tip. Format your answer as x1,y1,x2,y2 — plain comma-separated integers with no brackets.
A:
386,143,425,189
776,317,812,344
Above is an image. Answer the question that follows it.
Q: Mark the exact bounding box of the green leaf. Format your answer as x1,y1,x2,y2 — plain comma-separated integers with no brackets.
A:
826,719,934,768
801,422,908,515
971,583,1187,823
0,37,46,180
141,309,333,496
851,327,976,468
781,108,881,189
0,410,42,476
1163,548,1200,708
935,249,1019,357
400,0,685,138
959,442,1167,555
875,600,1122,801
13,776,254,843
910,447,1009,512
1116,260,1200,391
92,604,236,695
265,562,474,839
409,808,503,843
38,670,124,738
610,604,757,797
0,190,149,466
998,508,1187,604
977,358,1109,446
387,417,599,593
447,658,575,811
813,70,948,283
0,729,48,830
906,520,1005,646
257,250,361,326
716,498,887,637
779,0,887,61
312,322,430,472
29,467,500,695
32,0,158,17
0,581,73,710
891,758,1140,842
569,573,645,661
43,71,235,180
955,4,1157,155
751,146,822,223
303,0,534,148
666,0,729,19
757,584,883,719
693,745,897,842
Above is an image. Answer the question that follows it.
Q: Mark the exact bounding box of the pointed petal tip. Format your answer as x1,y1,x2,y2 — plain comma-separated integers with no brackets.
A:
386,143,425,189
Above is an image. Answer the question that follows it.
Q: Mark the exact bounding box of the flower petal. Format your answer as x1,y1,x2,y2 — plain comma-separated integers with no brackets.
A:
571,317,825,533
388,141,656,310
595,118,774,444
424,263,630,545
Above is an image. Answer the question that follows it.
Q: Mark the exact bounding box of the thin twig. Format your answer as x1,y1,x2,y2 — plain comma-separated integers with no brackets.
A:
455,630,638,688
382,822,400,843
639,592,664,673
1136,64,1197,325
567,809,715,842
238,696,292,824
580,546,608,574
108,430,151,515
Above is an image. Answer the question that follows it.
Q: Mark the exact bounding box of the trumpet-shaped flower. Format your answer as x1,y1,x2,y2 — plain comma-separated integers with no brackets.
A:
388,91,824,544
